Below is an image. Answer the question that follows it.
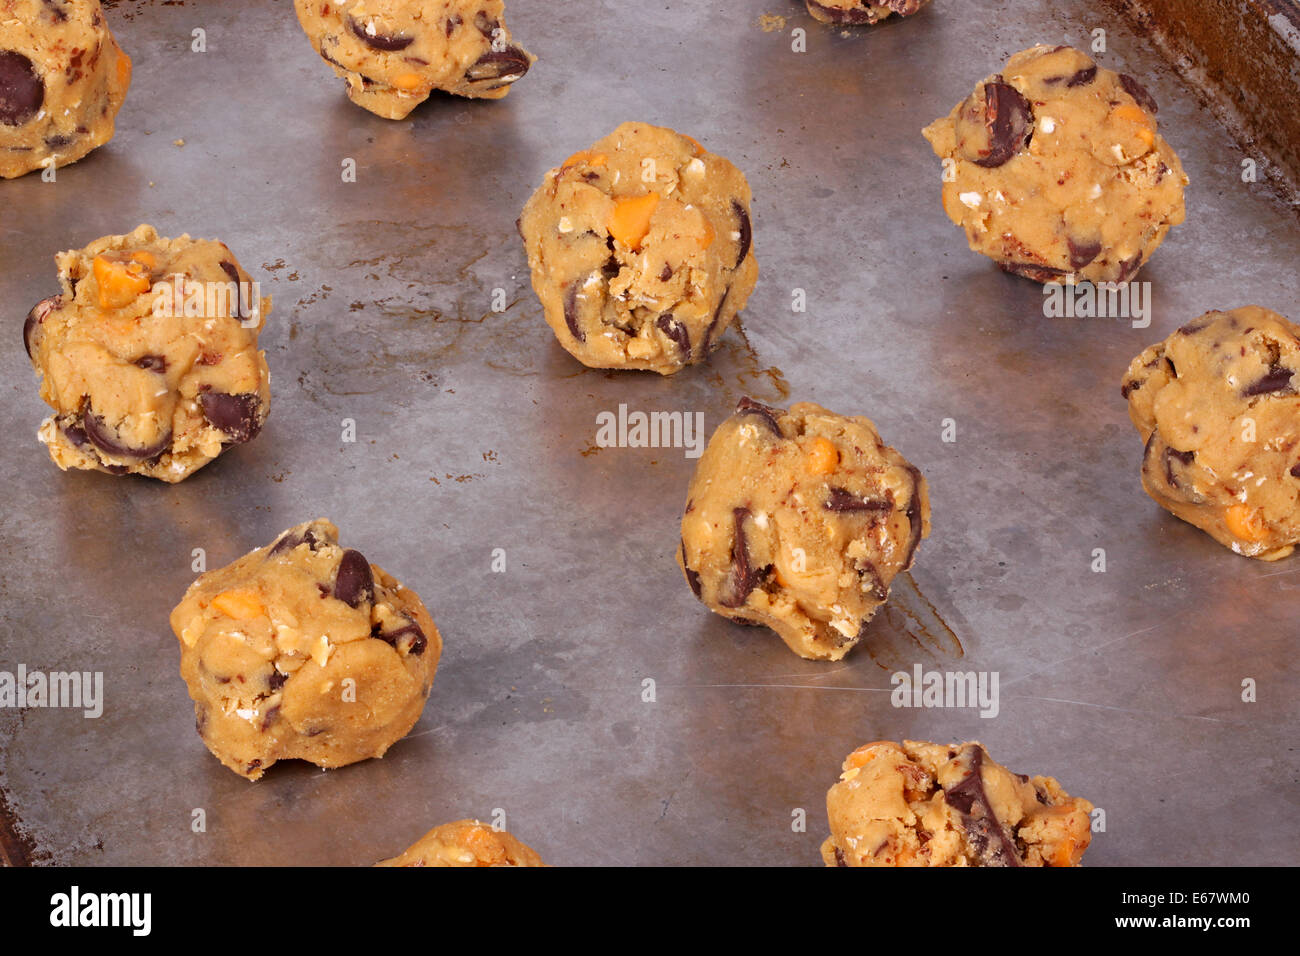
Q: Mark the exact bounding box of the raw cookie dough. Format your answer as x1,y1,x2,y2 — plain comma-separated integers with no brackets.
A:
678,397,929,660
25,224,270,482
170,519,441,780
822,741,1093,867
0,0,131,179
1121,306,1300,560
293,0,533,119
805,0,931,26
922,45,1187,284
377,820,545,867
519,121,758,375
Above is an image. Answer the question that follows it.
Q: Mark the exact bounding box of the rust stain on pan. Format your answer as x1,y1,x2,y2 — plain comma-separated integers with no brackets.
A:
0,786,35,867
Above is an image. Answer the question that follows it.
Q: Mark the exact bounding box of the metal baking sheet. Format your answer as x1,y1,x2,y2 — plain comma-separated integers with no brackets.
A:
1,0,1297,867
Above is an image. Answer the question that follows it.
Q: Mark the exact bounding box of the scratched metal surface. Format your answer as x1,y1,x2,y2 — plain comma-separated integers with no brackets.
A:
0,0,1297,867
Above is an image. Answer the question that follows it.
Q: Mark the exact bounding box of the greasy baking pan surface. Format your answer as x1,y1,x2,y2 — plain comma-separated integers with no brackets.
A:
0,0,1296,865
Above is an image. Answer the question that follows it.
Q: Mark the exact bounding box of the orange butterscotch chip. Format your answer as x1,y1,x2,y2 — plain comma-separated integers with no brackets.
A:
92,254,152,310
1225,503,1267,542
694,214,715,250
211,589,265,621
845,744,885,770
391,72,425,92
1052,837,1081,867
608,192,660,251
1112,103,1155,146
561,150,607,171
807,436,840,475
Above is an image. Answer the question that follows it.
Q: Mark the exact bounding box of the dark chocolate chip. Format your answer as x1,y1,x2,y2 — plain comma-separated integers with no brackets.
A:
199,391,263,443
656,313,691,358
1067,236,1102,270
1120,379,1139,400
218,260,249,321
81,409,171,460
732,200,752,269
245,760,262,773
445,14,462,36
260,705,280,732
659,263,673,282
719,507,772,609
735,396,783,435
374,615,427,656
857,562,887,601
680,539,702,598
61,419,89,448
1119,73,1158,114
474,11,499,38
1116,252,1143,284
1290,463,1300,479
833,846,848,867
702,285,731,352
1242,365,1294,397
347,16,414,51
825,487,892,513
999,261,1070,283
23,295,60,359
1164,447,1195,488
333,549,374,608
464,47,530,85
942,744,1023,867
0,51,44,127
601,256,620,280
900,464,925,571
135,354,167,373
269,527,321,557
562,282,585,343
268,670,287,692
1066,64,1097,87
968,80,1033,168
44,132,74,148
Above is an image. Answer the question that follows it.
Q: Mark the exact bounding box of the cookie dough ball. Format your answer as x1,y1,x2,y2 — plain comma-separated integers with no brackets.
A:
519,121,758,375
25,224,271,482
822,741,1093,867
377,820,545,867
0,0,131,179
1122,306,1300,560
677,397,929,661
805,0,931,25
922,45,1187,284
170,520,441,780
293,0,533,119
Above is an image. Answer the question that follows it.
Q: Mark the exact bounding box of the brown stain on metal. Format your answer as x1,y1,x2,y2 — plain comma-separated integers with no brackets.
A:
0,785,36,867
732,323,791,399
862,571,964,669
711,323,790,402
1103,0,1300,207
